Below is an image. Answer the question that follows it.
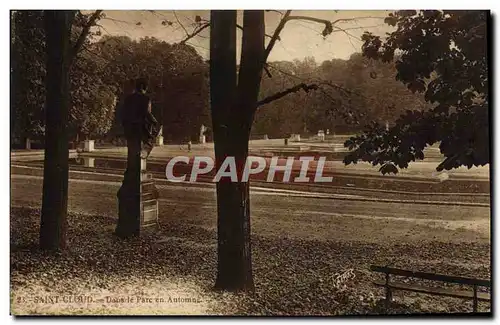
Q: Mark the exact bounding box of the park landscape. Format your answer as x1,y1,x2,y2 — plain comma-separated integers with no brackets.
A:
10,10,490,316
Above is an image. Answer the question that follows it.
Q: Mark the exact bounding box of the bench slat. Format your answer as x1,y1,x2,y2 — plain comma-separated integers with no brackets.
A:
373,280,491,301
370,265,490,287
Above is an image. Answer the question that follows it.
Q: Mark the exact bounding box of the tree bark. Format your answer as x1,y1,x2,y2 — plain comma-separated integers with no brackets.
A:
211,10,265,292
10,12,16,147
213,144,253,292
39,10,75,251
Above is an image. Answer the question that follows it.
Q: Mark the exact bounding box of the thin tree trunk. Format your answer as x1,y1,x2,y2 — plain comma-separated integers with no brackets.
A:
211,10,265,292
39,10,75,251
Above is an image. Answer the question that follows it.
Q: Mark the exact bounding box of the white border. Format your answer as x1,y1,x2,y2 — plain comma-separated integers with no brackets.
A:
2,1,498,325
2,1,498,10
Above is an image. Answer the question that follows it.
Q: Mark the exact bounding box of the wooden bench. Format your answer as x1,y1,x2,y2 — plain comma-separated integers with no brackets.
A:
370,265,491,312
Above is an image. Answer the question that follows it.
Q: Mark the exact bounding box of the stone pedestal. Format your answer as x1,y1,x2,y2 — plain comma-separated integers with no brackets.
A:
155,136,164,146
116,156,159,237
263,134,269,140
83,157,95,168
317,130,325,142
83,139,95,152
140,170,159,229
199,135,206,144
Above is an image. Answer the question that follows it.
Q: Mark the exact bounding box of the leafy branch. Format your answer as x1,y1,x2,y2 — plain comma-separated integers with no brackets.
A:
257,83,319,107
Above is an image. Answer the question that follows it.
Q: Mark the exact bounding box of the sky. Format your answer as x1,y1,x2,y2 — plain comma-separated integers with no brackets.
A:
96,10,395,63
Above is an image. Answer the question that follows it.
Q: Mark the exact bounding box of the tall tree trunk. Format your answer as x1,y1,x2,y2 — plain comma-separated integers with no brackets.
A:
10,11,16,147
211,10,265,292
39,10,75,251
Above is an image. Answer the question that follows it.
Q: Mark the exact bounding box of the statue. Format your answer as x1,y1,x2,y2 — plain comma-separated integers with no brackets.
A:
199,124,207,144
142,108,161,157
115,78,160,238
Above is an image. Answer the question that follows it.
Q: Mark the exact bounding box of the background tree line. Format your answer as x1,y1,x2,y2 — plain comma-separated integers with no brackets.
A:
254,53,431,137
12,10,432,148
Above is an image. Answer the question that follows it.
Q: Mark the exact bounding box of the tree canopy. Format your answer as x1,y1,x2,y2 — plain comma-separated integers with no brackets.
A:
11,10,113,145
344,10,489,174
94,35,210,142
11,13,210,146
11,11,46,143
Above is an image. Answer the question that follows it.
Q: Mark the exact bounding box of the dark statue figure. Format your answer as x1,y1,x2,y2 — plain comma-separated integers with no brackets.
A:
115,78,160,238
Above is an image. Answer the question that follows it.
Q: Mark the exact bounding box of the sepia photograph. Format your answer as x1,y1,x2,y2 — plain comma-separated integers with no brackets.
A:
9,7,491,317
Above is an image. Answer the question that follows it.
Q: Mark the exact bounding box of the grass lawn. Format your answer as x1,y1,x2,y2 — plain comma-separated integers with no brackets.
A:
10,202,490,315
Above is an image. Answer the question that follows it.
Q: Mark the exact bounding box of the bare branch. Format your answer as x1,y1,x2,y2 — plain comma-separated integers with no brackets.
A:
317,80,368,99
179,23,210,44
97,21,135,39
270,15,385,46
331,26,360,52
294,20,384,37
264,12,380,62
263,10,292,62
288,15,332,25
236,23,275,40
334,24,387,31
331,16,385,25
71,10,103,59
265,10,285,15
173,11,189,36
101,16,137,26
317,81,354,97
286,15,334,38
257,83,319,107
333,26,362,41
185,41,210,52
263,65,273,78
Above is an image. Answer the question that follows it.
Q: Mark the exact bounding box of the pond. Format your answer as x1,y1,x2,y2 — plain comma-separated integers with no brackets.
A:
69,157,169,174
